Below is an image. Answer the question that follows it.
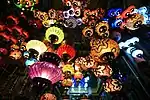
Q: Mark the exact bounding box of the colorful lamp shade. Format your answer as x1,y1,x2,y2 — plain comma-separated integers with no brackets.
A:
38,12,49,21
93,64,113,78
28,61,62,84
40,93,57,100
90,38,120,63
95,21,109,38
48,9,57,19
82,26,93,38
56,44,76,61
103,78,122,93
10,44,20,51
64,18,77,28
74,71,83,80
25,58,38,67
125,13,144,30
9,50,22,60
39,52,61,66
62,78,73,87
45,27,64,44
26,40,47,57
75,56,97,71
62,64,75,75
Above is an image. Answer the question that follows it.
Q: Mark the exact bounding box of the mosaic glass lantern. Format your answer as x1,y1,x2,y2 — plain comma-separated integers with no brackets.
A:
82,26,93,38
95,21,109,38
90,38,120,63
93,64,113,78
103,78,122,93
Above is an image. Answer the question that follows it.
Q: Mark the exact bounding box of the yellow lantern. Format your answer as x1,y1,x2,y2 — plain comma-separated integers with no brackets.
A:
45,26,64,44
103,78,122,93
38,11,49,21
82,26,93,38
9,50,22,60
90,38,120,63
93,64,113,78
26,40,47,57
61,78,73,87
95,21,109,38
62,64,75,75
125,13,144,30
74,71,83,80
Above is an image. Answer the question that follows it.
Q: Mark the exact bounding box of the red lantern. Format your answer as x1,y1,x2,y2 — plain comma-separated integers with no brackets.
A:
56,44,76,61
6,15,19,25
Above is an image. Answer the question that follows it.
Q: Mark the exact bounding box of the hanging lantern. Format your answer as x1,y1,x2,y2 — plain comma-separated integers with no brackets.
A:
0,24,6,31
95,21,110,38
28,61,62,84
125,13,144,30
74,7,81,17
10,44,20,51
62,78,73,87
45,26,64,44
25,58,37,67
75,56,97,71
74,71,83,80
56,44,76,62
9,50,22,60
39,52,61,66
40,93,57,100
6,15,19,25
42,20,56,28
103,78,122,93
93,64,113,78
38,12,49,21
19,42,27,52
90,38,120,63
62,64,75,79
64,17,77,28
33,10,41,18
48,9,57,19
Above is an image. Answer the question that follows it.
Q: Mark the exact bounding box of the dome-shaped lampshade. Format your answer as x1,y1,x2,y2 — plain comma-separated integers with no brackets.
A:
93,64,113,78
26,40,47,58
56,44,76,62
45,26,64,44
90,38,120,63
75,56,97,71
62,64,75,79
39,52,61,66
103,78,122,93
125,13,144,30
40,93,57,100
28,61,62,84
62,78,73,87
74,71,83,80
82,26,93,38
95,21,109,38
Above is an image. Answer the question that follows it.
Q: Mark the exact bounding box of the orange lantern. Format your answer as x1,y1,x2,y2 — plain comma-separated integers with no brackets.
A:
48,9,57,19
75,56,97,71
93,64,113,78
74,71,83,80
125,13,144,30
38,11,49,21
90,38,120,63
62,78,73,87
95,21,109,38
9,50,22,60
82,26,93,38
10,44,20,51
103,78,122,93
40,93,57,100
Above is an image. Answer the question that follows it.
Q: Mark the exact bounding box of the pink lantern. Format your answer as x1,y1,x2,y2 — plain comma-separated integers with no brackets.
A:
28,61,62,84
